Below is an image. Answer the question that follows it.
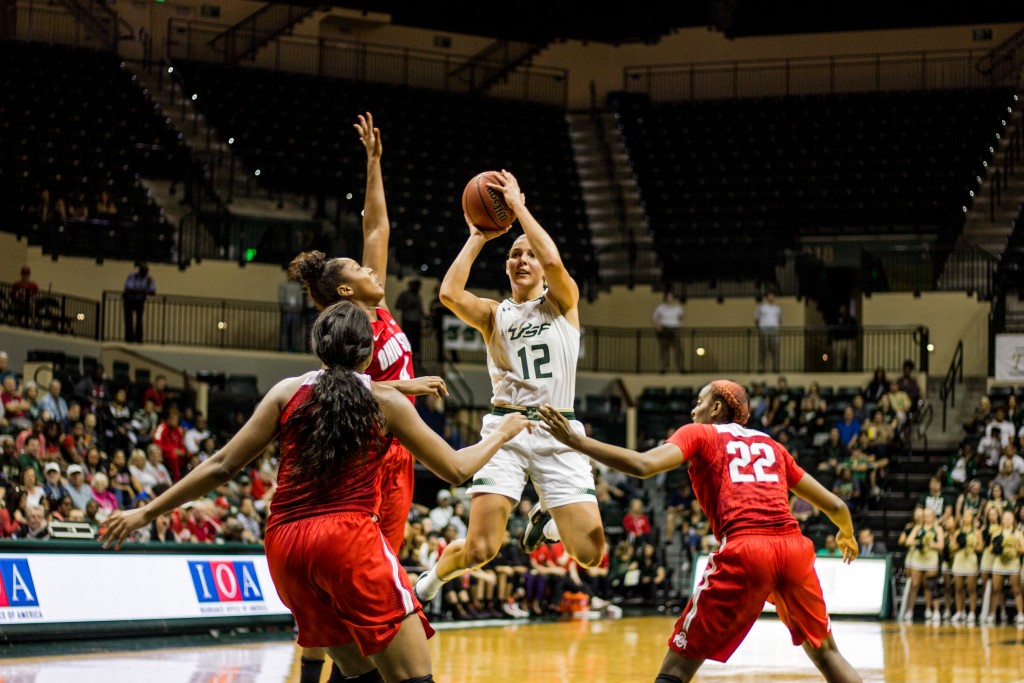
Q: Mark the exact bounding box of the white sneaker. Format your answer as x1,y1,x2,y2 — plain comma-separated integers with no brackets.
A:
950,612,964,625
982,614,996,626
924,609,933,620
590,596,609,609
414,569,441,603
502,601,529,619
931,611,942,624
1016,614,1024,628
942,610,952,622
900,611,914,623
966,612,976,626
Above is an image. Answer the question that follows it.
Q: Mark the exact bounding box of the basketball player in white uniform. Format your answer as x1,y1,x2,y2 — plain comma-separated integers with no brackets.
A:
415,170,605,603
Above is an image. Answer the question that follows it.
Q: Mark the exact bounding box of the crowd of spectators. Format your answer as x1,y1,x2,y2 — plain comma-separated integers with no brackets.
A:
394,366,931,621
5,345,975,624
890,387,1024,625
26,187,119,226
0,350,275,544
396,488,645,621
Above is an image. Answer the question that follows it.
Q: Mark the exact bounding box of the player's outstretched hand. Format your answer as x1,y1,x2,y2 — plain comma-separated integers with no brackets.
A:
354,112,382,160
836,529,859,564
99,508,150,550
485,170,527,213
402,376,449,398
496,412,532,441
538,404,583,450
464,213,511,241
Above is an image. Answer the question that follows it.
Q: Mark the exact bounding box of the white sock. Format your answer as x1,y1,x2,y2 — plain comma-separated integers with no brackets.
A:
417,568,446,601
543,518,560,542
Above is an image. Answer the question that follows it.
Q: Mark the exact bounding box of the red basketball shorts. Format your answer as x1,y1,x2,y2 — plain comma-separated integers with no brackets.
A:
669,532,831,663
265,511,433,655
377,440,414,552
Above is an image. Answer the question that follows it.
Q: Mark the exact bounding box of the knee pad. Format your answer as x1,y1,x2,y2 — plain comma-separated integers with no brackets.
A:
399,676,434,683
654,675,684,683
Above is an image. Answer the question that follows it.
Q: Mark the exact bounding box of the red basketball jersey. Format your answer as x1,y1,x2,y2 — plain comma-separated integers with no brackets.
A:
367,308,415,403
667,423,805,540
268,371,386,530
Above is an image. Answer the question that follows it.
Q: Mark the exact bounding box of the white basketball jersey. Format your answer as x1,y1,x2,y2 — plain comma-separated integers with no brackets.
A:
487,293,579,409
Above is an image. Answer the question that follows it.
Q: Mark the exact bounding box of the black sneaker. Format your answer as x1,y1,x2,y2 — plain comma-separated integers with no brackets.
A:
522,502,552,552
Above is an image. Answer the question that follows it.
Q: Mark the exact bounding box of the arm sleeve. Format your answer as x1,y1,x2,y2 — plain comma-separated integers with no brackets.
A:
666,424,711,465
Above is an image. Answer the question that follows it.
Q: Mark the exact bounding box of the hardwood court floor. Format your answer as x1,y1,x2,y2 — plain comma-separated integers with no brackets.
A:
2,617,1024,682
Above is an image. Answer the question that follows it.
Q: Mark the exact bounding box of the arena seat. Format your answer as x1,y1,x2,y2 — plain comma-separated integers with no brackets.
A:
174,61,596,290
0,40,190,263
614,89,1015,284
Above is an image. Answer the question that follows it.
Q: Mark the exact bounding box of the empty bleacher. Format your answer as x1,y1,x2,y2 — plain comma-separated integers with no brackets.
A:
175,61,597,289
615,89,1016,283
0,40,191,262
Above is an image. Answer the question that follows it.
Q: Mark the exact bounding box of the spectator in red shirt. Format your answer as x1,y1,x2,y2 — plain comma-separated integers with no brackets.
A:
527,541,569,615
153,410,187,480
623,497,652,544
11,266,39,327
171,501,210,543
142,375,167,414
2,376,32,432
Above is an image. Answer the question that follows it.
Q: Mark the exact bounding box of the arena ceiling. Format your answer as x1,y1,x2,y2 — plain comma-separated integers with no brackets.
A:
309,1,1024,45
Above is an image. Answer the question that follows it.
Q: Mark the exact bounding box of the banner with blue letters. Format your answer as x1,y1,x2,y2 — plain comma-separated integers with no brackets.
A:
0,552,290,625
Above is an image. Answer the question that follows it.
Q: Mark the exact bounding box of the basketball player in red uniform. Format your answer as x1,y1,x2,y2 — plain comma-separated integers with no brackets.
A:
100,301,529,683
540,380,862,683
291,114,445,553
289,114,449,683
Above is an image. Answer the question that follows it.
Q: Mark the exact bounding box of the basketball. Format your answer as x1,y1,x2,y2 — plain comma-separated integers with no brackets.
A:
462,171,516,231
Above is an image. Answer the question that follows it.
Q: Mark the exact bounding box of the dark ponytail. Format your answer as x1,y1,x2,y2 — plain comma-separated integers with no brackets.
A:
288,250,347,311
287,301,389,482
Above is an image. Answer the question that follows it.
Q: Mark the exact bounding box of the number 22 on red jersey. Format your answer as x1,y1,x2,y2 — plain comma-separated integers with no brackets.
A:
726,440,780,483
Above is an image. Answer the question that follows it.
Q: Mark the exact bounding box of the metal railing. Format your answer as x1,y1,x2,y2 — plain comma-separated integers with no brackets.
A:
1006,310,1024,333
938,340,964,430
624,49,1000,102
976,25,1024,83
2,282,928,372
101,291,280,350
421,324,929,375
986,110,1023,223
208,4,318,64
15,1,113,51
0,283,101,340
166,19,569,106
862,243,999,298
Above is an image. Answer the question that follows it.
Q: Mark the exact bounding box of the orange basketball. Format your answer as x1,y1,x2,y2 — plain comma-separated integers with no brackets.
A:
462,171,516,231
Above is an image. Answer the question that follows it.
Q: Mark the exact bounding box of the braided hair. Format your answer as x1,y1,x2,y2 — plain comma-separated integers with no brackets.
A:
288,250,348,311
286,301,390,483
708,380,750,425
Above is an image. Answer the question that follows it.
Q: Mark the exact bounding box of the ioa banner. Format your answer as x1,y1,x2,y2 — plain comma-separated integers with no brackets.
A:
0,553,290,624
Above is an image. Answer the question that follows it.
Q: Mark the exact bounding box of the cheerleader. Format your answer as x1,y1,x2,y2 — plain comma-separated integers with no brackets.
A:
985,510,1024,626
948,508,981,625
901,507,945,623
979,505,1002,619
938,515,956,622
